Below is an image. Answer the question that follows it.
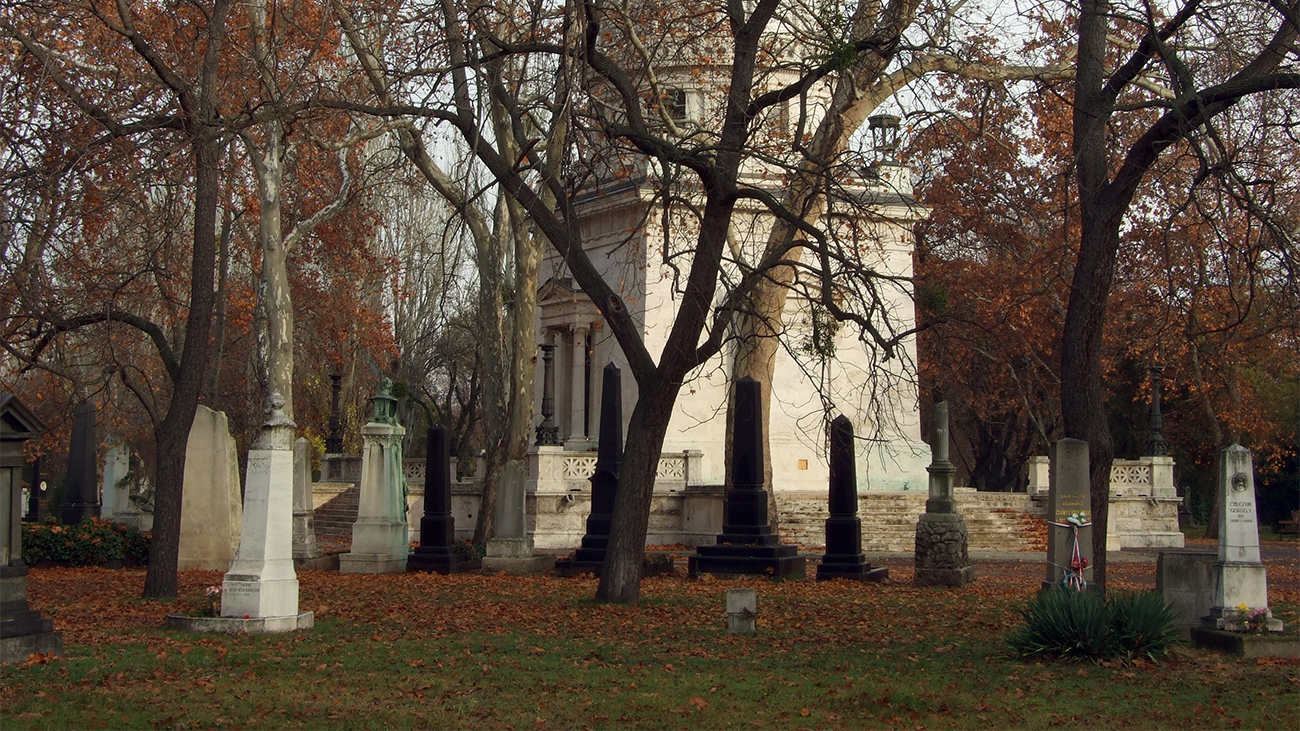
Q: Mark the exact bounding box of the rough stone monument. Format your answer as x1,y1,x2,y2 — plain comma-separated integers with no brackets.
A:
61,400,99,524
689,377,805,579
291,437,330,571
0,395,62,664
483,460,555,574
213,393,313,632
407,425,480,574
1044,438,1093,590
1200,444,1283,632
818,415,887,582
555,363,623,577
340,379,410,574
178,406,243,571
913,402,974,587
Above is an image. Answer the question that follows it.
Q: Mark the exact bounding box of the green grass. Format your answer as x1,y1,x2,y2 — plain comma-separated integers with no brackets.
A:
2,560,1297,729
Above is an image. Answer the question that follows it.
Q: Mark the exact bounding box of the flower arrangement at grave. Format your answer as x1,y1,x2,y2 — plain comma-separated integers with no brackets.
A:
1047,512,1091,591
1232,603,1274,634
204,586,221,617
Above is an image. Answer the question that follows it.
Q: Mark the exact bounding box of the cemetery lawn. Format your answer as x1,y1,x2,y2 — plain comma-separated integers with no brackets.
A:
3,551,1297,730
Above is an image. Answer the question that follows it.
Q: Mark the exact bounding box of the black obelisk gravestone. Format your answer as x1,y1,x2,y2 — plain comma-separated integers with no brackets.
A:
556,363,622,577
817,415,887,581
407,425,479,573
689,377,805,578
61,400,99,524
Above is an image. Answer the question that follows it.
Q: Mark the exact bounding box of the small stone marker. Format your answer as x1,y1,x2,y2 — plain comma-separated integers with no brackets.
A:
408,425,479,574
291,437,330,570
1201,445,1282,632
1044,438,1092,590
726,588,757,634
817,415,886,582
341,379,410,574
689,377,805,579
913,402,974,587
0,395,62,663
178,406,243,571
60,400,99,524
212,393,313,633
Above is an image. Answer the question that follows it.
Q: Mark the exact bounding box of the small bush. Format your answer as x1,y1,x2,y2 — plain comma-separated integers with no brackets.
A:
22,517,151,567
454,540,486,560
1008,588,1180,662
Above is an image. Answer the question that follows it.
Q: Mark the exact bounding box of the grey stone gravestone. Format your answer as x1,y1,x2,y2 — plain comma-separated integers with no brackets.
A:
483,460,555,574
913,402,974,587
292,437,331,570
818,415,887,582
726,588,757,634
0,395,62,664
99,443,130,522
1044,438,1092,590
408,425,479,574
61,400,99,524
178,406,243,571
1200,445,1282,632
689,378,805,579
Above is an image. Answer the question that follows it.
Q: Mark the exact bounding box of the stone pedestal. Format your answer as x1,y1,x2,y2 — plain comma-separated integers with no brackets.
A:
483,462,554,574
340,424,409,573
690,378,805,580
1202,445,1282,633
1,395,61,664
178,406,243,571
913,402,973,587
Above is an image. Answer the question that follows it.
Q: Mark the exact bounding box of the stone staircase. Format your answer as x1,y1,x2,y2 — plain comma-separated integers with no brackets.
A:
312,485,359,551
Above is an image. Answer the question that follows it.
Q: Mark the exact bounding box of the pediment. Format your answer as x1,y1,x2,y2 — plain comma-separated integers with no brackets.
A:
0,394,45,439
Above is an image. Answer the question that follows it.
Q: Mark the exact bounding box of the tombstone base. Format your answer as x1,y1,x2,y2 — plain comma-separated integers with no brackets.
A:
167,611,314,634
406,546,481,575
339,553,408,574
1191,627,1298,658
1202,605,1284,633
553,553,676,578
914,513,975,587
0,568,63,664
817,560,888,582
482,555,556,575
220,575,299,619
293,553,339,572
1208,561,1271,615
688,544,805,579
0,628,63,665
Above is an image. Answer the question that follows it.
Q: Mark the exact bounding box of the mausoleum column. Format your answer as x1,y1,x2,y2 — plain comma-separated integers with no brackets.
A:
568,324,588,445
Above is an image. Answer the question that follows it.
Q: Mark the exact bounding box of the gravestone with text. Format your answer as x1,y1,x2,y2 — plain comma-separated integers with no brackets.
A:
1044,438,1092,590
818,415,887,582
913,402,974,587
408,425,479,574
1201,444,1282,632
178,406,243,571
216,393,313,632
341,380,410,574
61,400,99,525
689,378,805,579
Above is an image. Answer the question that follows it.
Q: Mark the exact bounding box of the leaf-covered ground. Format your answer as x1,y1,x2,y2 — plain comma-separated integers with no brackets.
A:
3,547,1297,730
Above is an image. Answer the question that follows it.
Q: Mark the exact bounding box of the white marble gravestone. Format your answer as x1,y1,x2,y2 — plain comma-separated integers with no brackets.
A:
218,394,312,632
1203,444,1282,632
340,381,409,574
178,406,242,571
99,443,130,521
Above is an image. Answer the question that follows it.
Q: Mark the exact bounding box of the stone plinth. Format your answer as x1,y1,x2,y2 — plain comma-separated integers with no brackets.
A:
168,612,313,634
914,513,976,587
179,406,243,571
341,384,409,575
1191,628,1299,658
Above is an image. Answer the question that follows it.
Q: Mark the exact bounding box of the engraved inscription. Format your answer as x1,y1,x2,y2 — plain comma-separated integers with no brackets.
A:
247,457,272,476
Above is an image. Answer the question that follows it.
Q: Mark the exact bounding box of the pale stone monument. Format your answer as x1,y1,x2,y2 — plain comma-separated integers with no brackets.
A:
483,461,555,574
178,406,243,571
215,393,313,632
99,443,131,522
1,395,62,664
726,588,757,635
1201,445,1283,632
913,402,974,587
340,380,410,574
291,437,329,570
1044,438,1092,590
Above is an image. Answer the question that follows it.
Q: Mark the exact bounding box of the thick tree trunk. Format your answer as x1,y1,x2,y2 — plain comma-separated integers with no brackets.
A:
142,126,224,599
257,124,296,420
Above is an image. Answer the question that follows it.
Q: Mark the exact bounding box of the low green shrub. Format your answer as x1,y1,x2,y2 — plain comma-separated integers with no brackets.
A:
1008,588,1180,662
454,540,486,560
21,517,151,567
